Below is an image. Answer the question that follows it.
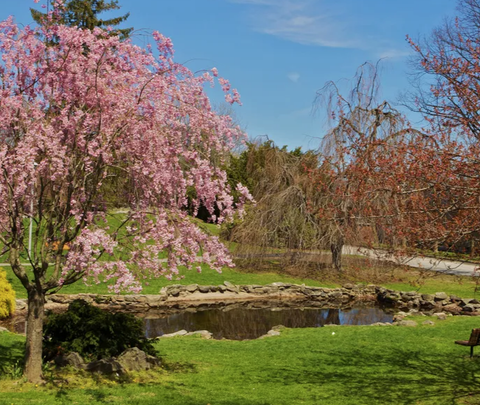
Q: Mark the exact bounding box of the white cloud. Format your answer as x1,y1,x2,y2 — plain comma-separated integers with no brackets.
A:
377,48,413,59
230,0,411,56
231,0,364,49
287,72,300,83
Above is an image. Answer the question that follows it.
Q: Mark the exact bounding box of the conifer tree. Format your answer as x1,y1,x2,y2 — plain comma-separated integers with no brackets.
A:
31,0,133,39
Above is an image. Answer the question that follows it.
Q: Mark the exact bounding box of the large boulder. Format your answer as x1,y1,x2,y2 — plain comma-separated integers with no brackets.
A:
86,358,125,375
54,352,85,369
117,347,160,371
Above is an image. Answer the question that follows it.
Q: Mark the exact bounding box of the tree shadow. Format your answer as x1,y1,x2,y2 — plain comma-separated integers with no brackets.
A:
261,346,480,404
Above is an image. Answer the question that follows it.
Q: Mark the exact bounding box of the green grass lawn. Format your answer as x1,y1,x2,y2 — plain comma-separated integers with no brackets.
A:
4,263,335,299
6,258,480,300
1,316,480,404
4,216,480,299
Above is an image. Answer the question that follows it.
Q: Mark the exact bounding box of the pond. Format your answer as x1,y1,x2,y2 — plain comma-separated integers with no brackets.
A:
144,306,393,340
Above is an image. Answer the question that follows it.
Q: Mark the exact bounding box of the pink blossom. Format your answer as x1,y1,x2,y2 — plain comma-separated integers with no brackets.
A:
0,19,249,301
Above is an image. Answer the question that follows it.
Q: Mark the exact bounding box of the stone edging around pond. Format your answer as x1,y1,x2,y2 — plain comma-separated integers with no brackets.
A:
12,282,480,316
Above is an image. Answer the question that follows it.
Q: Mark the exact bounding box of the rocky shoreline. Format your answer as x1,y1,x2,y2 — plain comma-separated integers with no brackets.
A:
10,282,480,316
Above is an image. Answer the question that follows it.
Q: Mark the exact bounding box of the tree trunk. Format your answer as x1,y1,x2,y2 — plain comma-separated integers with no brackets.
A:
24,287,45,383
331,240,343,272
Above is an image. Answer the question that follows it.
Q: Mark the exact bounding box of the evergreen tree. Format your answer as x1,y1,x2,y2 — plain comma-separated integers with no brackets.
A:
31,0,133,39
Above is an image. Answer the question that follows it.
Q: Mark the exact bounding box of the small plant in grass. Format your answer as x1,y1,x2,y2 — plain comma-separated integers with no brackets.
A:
43,300,156,362
0,360,23,380
0,269,15,319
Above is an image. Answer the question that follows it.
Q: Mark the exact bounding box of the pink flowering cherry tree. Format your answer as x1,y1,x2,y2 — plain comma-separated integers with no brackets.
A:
0,13,250,382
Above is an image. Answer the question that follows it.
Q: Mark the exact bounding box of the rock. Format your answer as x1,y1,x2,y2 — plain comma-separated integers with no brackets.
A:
239,285,251,293
384,292,401,302
392,314,405,322
422,320,435,326
217,284,227,293
168,288,181,297
258,329,281,339
158,329,188,338
460,298,472,306
342,283,354,290
362,285,376,293
0,327,8,333
463,304,476,312
145,294,167,305
86,358,125,375
308,289,325,297
396,320,418,327
442,304,462,314
471,299,480,305
15,299,27,310
186,284,198,293
401,292,420,301
288,285,302,293
223,281,238,293
271,325,287,331
55,352,86,369
421,294,434,301
185,330,213,339
117,347,160,372
271,282,286,287
198,285,211,293
370,322,393,326
224,281,236,288
329,291,344,299
434,292,448,301
419,300,437,310
432,312,447,320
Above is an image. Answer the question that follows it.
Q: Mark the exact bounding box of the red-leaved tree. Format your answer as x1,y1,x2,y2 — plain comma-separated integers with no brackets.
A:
313,62,419,270
0,11,249,381
314,57,480,264
392,0,480,253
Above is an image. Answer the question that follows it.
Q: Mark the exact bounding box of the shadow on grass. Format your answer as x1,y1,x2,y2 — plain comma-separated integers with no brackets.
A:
264,346,480,404
0,334,24,377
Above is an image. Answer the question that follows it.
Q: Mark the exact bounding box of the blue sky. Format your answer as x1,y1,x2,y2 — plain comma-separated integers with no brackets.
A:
3,0,457,150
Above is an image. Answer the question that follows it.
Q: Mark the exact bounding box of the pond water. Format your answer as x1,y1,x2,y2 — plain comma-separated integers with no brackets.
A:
144,306,393,340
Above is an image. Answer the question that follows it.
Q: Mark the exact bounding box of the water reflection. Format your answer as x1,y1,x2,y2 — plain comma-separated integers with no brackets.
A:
144,307,393,340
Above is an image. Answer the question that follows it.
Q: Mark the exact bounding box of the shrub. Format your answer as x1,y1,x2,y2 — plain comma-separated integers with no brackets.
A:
43,299,156,362
0,270,15,319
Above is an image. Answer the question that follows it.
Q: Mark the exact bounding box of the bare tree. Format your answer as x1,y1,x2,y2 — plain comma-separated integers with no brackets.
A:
313,62,416,269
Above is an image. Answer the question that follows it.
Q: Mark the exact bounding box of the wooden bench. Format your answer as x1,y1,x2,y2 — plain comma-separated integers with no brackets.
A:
455,328,480,358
